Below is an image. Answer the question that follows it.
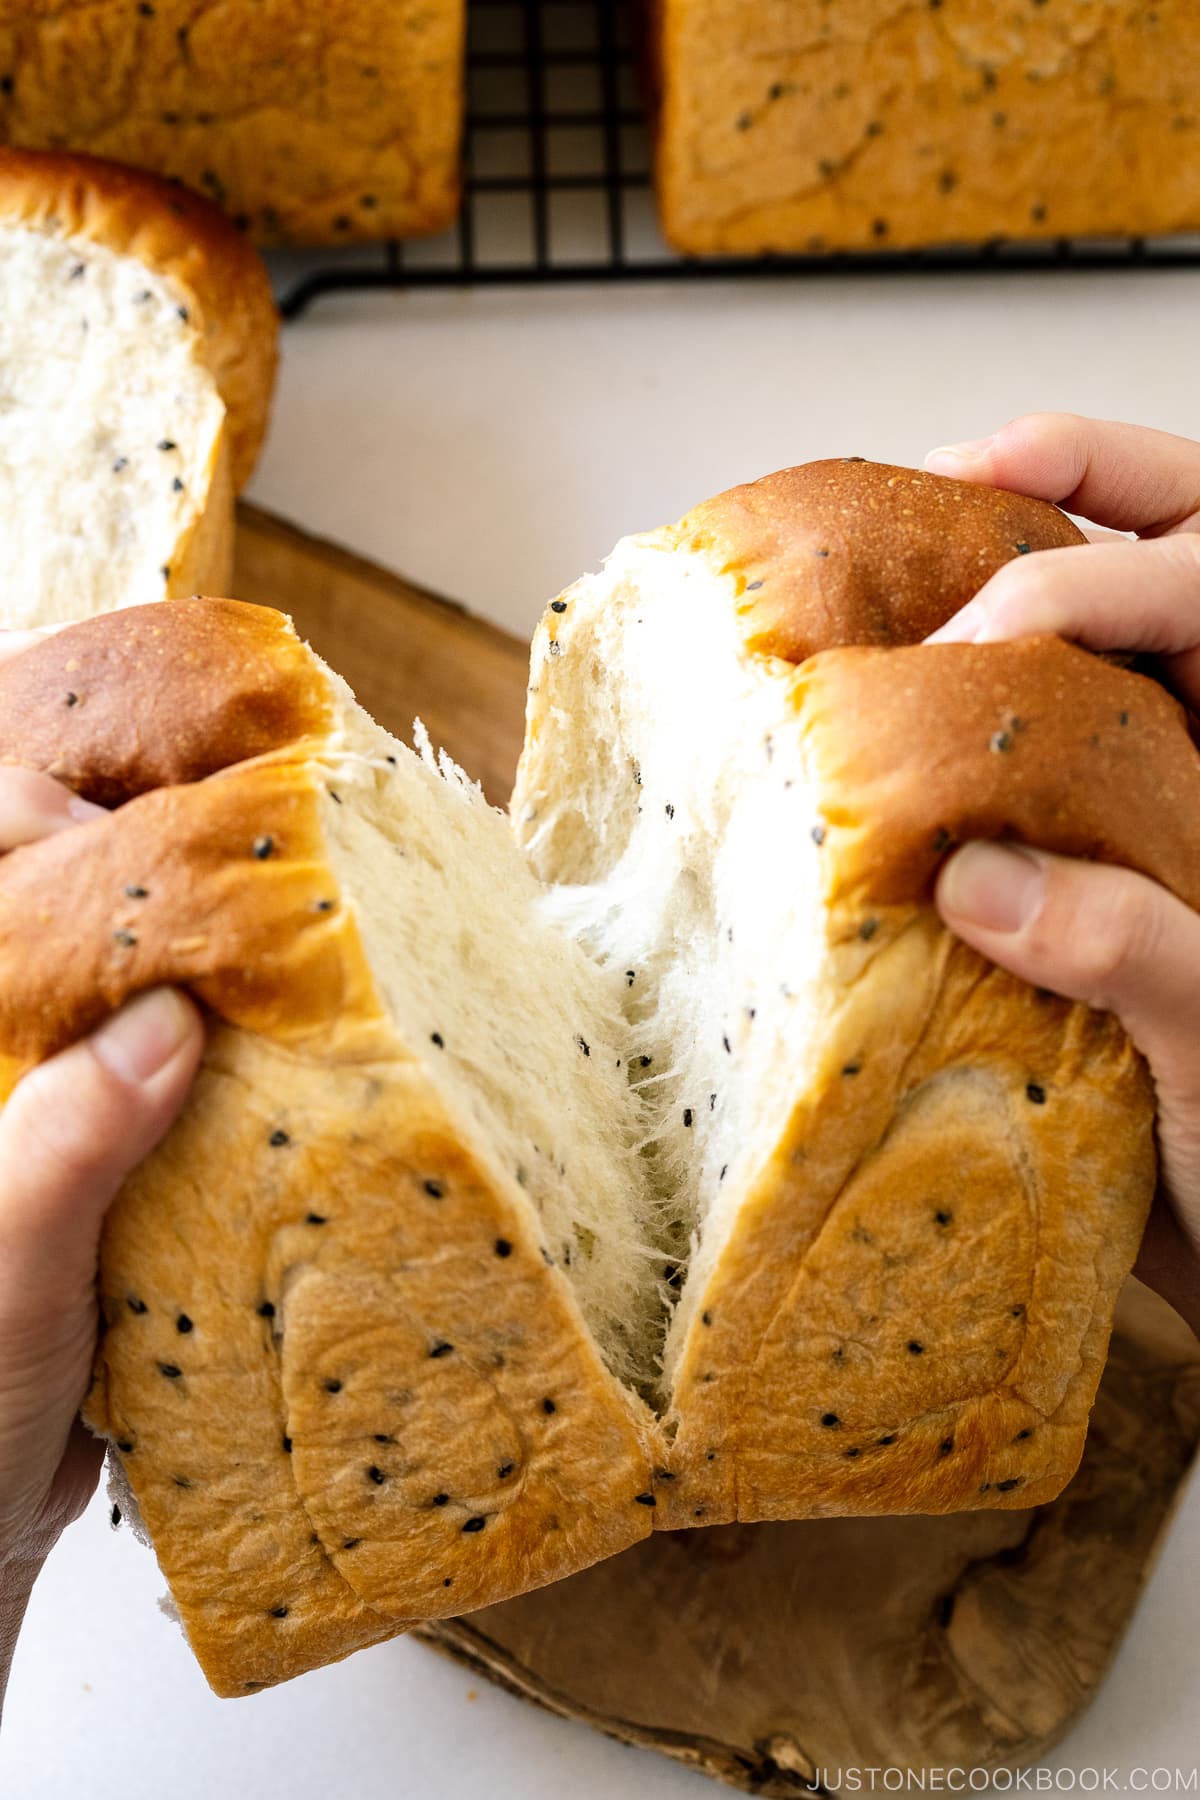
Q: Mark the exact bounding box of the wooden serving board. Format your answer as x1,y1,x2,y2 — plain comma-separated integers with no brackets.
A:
232,503,1200,1792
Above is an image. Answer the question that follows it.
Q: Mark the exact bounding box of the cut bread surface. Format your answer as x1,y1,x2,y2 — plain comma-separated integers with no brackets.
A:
0,220,226,625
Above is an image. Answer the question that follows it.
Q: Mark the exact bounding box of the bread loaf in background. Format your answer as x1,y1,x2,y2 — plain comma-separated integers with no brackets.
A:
0,464,1197,1695
0,148,276,626
650,1,1200,254
0,1,463,244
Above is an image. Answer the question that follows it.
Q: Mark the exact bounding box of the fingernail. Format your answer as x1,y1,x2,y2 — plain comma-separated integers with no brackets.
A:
92,989,195,1084
67,794,107,824
925,603,981,645
925,435,996,469
939,842,1046,934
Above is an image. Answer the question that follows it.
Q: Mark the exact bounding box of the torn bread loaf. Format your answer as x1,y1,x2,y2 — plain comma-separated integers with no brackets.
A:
0,1,464,245
0,464,1197,1696
0,148,277,627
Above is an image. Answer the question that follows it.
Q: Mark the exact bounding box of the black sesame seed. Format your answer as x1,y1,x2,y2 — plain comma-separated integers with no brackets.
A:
494,1238,513,1258
935,1593,955,1628
431,1492,449,1506
938,1438,955,1457
990,730,1013,754
305,1212,327,1226
682,1108,693,1127
719,1165,728,1181
172,476,184,493
269,1605,288,1618
841,1062,861,1077
745,578,764,591
430,1341,454,1359
542,1397,556,1415
252,835,274,860
908,1341,925,1355
811,824,827,846
116,1440,134,1454
1012,1305,1025,1317
878,1434,897,1445
1014,540,1032,555
0,76,12,95
938,168,957,193
996,1477,1023,1492
576,1035,590,1056
821,1412,840,1428
324,1379,342,1394
872,218,889,238
157,439,177,452
665,803,675,820
366,1465,385,1485
462,1516,487,1533
269,1128,289,1148
550,599,567,613
113,929,137,948
111,1505,122,1525
176,307,188,323
327,788,342,804
844,1447,861,1459
1119,710,1130,726
431,1032,445,1048
639,1055,652,1067
626,969,636,986
497,1462,515,1479
112,457,129,472
314,898,335,913
859,918,878,941
1014,1427,1033,1441
1026,1082,1046,1104
634,1492,656,1506
282,1435,292,1453
158,1362,182,1379
935,1209,953,1226
124,884,149,899
701,1310,712,1326
161,565,171,580
127,1297,148,1314
138,2,156,16
176,1314,193,1334
423,1179,444,1199
373,1433,393,1445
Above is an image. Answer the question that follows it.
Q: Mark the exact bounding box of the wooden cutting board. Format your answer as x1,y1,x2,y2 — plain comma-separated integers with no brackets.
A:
233,503,1200,1792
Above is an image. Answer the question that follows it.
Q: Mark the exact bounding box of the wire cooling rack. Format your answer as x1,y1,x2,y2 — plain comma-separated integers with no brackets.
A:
273,0,1200,320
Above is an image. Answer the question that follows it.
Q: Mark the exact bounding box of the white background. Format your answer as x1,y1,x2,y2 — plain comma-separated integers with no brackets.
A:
4,265,1200,1795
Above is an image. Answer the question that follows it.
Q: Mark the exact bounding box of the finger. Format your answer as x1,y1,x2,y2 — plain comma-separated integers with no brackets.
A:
937,843,1200,1279
0,990,204,1313
925,414,1200,536
923,534,1200,711
0,768,106,851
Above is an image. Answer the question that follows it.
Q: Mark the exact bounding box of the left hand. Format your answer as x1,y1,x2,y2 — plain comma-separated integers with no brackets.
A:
0,630,204,1710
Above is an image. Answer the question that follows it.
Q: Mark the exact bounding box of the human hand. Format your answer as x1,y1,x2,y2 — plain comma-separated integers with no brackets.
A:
925,415,1200,1336
0,630,204,1710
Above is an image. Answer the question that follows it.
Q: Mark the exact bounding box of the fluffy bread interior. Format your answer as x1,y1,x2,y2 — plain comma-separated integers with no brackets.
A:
301,673,669,1391
514,538,833,1391
0,222,225,626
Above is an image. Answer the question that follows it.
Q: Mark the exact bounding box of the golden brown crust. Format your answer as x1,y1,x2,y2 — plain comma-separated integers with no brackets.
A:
0,147,277,485
795,637,1200,914
0,3,464,248
669,460,1085,664
87,1025,654,1696
652,1,1200,254
0,599,331,807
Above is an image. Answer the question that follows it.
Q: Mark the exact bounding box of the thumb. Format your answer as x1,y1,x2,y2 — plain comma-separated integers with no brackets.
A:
0,989,203,1322
936,842,1200,1329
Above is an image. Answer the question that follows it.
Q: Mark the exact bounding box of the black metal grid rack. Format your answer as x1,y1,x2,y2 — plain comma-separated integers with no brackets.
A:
275,0,1200,320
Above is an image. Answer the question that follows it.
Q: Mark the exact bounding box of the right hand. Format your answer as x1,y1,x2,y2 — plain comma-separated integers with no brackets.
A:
924,415,1200,1335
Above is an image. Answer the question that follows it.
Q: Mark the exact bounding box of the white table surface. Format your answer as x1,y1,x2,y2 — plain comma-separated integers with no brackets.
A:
4,265,1200,1797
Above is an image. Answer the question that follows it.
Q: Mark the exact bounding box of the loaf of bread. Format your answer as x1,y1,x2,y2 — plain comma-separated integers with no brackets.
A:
0,148,276,627
0,2,463,244
651,1,1200,254
0,463,1197,1697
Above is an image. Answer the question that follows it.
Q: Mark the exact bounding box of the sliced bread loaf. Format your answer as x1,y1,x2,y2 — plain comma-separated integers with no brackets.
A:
0,149,277,627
